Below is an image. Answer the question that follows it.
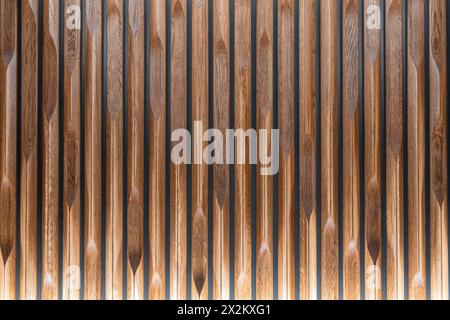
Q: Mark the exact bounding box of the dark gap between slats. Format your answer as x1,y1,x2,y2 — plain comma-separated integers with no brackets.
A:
294,0,300,300
123,0,129,300
144,0,150,301
273,0,279,300
381,0,387,300
187,0,193,301
101,0,107,301
338,0,344,301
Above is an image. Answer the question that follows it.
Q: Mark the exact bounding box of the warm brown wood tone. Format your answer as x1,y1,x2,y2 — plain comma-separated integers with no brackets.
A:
170,0,188,300
342,0,361,300
126,0,145,300
385,0,405,300
0,0,17,301
84,0,102,300
20,0,39,300
149,0,166,301
234,0,252,300
407,0,426,300
320,0,339,301
213,0,230,300
299,0,317,301
105,0,124,300
429,0,448,300
256,0,274,301
278,0,295,301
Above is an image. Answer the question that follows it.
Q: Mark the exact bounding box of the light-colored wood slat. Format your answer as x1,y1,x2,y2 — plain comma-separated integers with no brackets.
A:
363,0,382,300
342,0,361,300
149,0,166,301
234,0,252,300
105,0,124,300
20,0,39,301
385,0,404,300
213,0,230,300
63,0,82,300
429,0,448,301
278,0,295,300
320,0,339,301
170,0,187,300
84,0,102,300
299,0,318,301
126,0,145,300
191,0,209,300
407,0,426,300
42,0,60,300
256,0,274,301
0,0,18,301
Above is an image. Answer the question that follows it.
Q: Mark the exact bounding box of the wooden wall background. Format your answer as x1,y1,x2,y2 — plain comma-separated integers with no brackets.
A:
0,0,449,300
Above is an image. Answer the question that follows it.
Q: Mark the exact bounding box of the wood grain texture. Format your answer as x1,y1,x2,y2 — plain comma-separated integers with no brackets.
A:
42,0,60,300
170,0,188,300
256,0,274,300
278,0,295,301
234,0,252,300
0,0,17,301
429,0,448,300
20,0,39,300
149,0,166,301
191,0,209,301
299,0,317,301
84,0,102,300
407,0,426,300
105,0,124,300
126,0,145,300
385,0,404,300
320,0,339,301
213,0,230,300
342,0,361,300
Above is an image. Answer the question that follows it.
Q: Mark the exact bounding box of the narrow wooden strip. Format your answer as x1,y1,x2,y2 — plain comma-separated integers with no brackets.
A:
429,0,448,300
20,0,39,300
255,0,274,301
105,0,124,300
149,0,166,301
342,0,361,300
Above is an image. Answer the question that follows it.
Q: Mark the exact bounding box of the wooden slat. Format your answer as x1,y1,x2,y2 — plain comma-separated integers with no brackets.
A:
191,0,209,300
234,0,252,300
170,0,187,300
385,0,405,300
0,0,18,301
105,0,124,300
20,0,39,300
213,0,230,300
407,0,426,300
84,0,102,300
320,0,339,301
429,0,448,300
342,0,361,300
299,0,318,301
42,0,60,300
256,0,274,301
149,0,166,301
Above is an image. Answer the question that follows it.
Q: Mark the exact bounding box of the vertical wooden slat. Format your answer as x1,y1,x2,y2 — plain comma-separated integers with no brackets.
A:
407,0,426,300
126,0,145,300
0,0,17,301
84,0,102,300
363,0,382,300
170,0,187,300
20,0,39,300
105,0,124,300
234,0,252,300
149,0,166,301
342,0,361,300
42,0,60,300
320,0,339,301
213,0,230,300
191,0,209,300
385,0,405,300
429,0,448,300
299,0,318,301
256,0,274,301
